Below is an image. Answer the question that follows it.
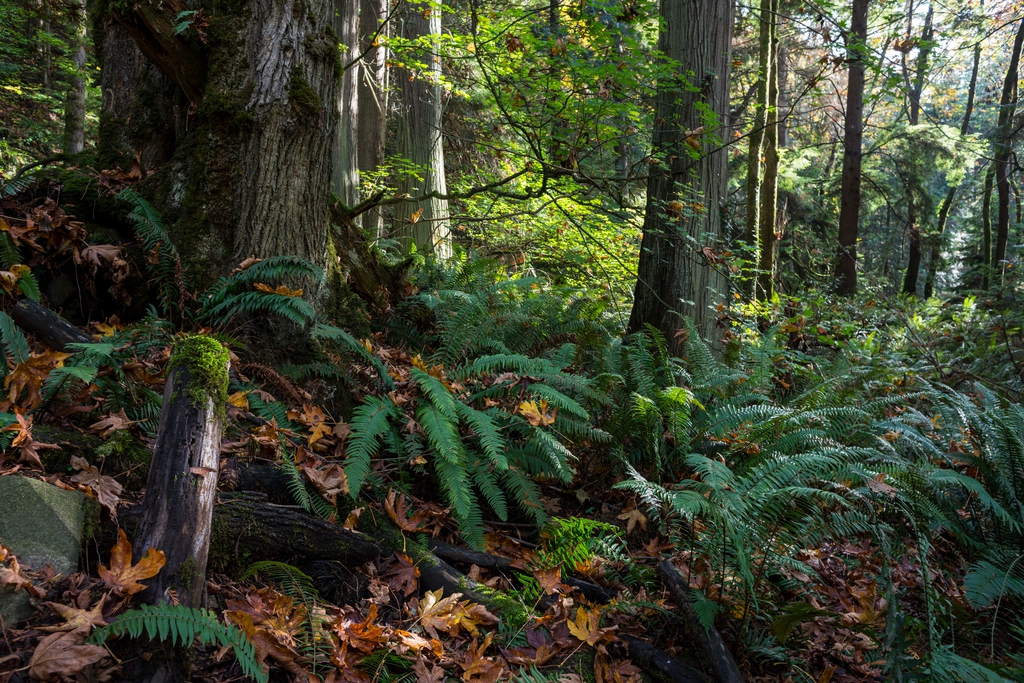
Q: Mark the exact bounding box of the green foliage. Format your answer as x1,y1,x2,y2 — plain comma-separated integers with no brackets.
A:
87,603,266,683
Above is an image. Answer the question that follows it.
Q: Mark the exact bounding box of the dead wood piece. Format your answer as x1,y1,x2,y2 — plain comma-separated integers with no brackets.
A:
218,456,295,505
657,560,744,683
427,539,619,604
11,298,92,352
118,492,382,572
620,635,707,683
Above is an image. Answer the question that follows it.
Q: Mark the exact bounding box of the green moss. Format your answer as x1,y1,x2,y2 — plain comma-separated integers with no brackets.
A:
289,70,322,120
168,335,230,419
466,582,530,631
178,557,197,590
80,495,101,544
96,431,152,491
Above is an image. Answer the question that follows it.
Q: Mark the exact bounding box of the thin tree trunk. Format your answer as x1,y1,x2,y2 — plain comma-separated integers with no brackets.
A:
924,41,980,298
756,0,779,301
901,3,932,295
391,0,450,257
993,17,1024,275
983,165,995,290
357,0,387,237
63,0,87,155
835,0,869,296
627,0,735,353
777,42,788,149
332,0,361,207
745,0,773,254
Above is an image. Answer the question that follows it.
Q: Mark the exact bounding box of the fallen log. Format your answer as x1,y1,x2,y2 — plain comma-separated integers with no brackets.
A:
427,539,619,604
657,560,744,683
116,491,382,574
11,298,92,351
620,635,707,683
218,456,295,505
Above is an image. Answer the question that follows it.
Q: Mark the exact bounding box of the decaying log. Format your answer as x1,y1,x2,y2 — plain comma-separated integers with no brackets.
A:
620,635,706,683
427,539,619,604
134,341,225,607
11,298,92,351
657,560,744,683
217,456,295,504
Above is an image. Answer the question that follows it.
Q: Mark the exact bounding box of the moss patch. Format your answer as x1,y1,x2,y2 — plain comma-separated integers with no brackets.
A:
169,335,230,419
289,70,322,120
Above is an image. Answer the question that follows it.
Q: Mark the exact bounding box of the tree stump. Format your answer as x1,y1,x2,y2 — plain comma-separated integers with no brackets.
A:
135,335,229,607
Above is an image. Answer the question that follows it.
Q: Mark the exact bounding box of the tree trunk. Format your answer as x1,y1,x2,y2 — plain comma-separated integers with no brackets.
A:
134,337,227,608
993,17,1024,276
756,0,779,302
357,0,388,237
777,42,788,149
391,0,451,257
745,0,773,254
63,0,87,155
924,41,980,298
982,165,995,290
834,0,869,296
901,3,932,296
627,0,735,354
98,0,341,283
332,0,361,207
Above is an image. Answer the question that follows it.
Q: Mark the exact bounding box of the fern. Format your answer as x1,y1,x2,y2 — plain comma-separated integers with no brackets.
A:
88,603,266,683
121,189,186,318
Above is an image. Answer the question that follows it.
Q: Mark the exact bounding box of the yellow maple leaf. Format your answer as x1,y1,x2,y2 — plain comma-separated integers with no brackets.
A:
518,399,556,427
253,282,304,297
98,529,166,596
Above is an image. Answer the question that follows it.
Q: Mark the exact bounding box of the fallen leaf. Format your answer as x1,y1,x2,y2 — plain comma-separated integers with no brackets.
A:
532,566,564,595
566,607,614,646
98,528,166,595
518,399,557,427
254,282,303,297
617,507,647,533
384,552,420,597
39,596,107,633
70,456,123,518
28,626,109,682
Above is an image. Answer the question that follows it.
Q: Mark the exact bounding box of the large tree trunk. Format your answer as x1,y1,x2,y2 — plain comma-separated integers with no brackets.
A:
357,0,388,237
63,0,87,155
627,0,735,354
834,0,869,296
391,0,451,257
744,0,772,254
332,0,361,207
97,0,341,283
993,17,1024,278
924,42,980,298
901,3,933,296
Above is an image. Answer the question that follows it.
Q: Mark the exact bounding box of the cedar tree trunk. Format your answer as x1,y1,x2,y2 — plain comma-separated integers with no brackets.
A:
63,0,87,155
993,17,1024,277
627,0,735,353
391,0,451,257
901,3,932,296
358,0,388,237
332,0,361,207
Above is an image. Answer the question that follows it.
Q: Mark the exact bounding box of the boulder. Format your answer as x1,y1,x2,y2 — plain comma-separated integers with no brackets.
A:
0,476,87,625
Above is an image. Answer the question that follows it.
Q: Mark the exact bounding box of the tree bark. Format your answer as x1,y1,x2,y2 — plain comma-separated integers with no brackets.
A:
756,0,779,302
357,0,388,237
63,0,87,155
777,42,789,149
924,42,980,298
993,17,1024,276
332,0,361,207
391,0,451,257
98,0,341,283
901,3,933,296
627,0,735,353
834,0,869,296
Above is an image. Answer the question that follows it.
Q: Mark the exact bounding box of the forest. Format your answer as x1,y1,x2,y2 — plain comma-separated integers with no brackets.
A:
1,0,1024,681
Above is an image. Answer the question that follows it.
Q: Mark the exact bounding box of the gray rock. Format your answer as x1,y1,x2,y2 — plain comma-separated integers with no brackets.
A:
0,477,86,625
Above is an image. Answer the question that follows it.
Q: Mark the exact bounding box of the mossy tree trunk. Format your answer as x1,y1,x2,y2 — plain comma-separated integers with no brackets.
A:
96,0,342,283
332,0,361,208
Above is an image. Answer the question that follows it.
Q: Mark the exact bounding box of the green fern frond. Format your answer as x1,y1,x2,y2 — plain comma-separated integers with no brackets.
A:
88,603,266,683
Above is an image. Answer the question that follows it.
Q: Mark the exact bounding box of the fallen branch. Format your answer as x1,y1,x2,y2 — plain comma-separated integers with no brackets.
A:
657,560,744,683
619,635,706,683
11,298,92,351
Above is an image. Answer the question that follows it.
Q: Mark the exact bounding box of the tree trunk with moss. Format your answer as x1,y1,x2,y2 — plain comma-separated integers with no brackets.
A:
95,0,341,283
332,0,361,207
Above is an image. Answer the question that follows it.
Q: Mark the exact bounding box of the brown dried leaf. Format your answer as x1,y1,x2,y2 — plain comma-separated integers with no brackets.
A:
98,528,166,595
28,626,109,682
70,456,123,518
